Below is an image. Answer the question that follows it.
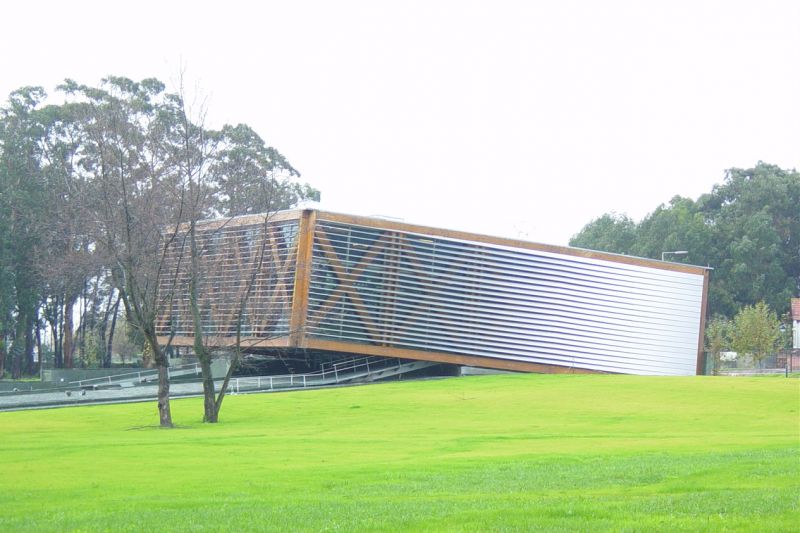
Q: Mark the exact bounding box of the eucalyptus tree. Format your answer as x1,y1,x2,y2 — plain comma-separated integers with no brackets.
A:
57,75,320,424
172,104,318,423
209,123,318,216
59,76,192,426
0,87,49,378
2,87,124,375
35,98,103,369
568,212,637,255
2,74,320,427
697,163,800,317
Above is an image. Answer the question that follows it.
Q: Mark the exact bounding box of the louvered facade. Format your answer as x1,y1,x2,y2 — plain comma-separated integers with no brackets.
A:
157,209,710,375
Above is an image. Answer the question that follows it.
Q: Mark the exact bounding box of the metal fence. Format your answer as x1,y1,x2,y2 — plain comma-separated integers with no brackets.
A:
712,352,797,376
227,356,435,394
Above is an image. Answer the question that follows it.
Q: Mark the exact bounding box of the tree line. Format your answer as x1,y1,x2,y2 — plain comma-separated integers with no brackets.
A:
570,162,799,359
0,76,319,396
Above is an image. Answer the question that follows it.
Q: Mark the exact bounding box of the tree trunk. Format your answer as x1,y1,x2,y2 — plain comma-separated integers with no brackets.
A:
97,289,115,368
0,338,6,378
78,283,87,366
105,295,120,368
45,296,63,369
9,344,22,379
200,356,217,423
213,351,241,420
9,316,26,379
142,342,154,369
187,221,220,423
63,295,76,369
24,313,35,375
35,320,43,377
54,296,63,368
156,362,173,428
148,337,173,428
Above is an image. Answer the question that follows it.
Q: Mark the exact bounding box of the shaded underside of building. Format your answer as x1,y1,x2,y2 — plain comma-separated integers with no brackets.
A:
156,209,710,376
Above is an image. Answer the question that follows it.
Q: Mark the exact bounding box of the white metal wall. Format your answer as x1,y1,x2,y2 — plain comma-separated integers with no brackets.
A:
307,220,705,375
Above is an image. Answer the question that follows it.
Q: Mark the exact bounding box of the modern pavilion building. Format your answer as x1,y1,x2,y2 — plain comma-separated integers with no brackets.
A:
156,209,710,376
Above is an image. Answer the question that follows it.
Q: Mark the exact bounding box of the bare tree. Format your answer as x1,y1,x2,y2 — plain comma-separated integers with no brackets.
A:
53,74,317,425
61,77,194,427
156,84,313,421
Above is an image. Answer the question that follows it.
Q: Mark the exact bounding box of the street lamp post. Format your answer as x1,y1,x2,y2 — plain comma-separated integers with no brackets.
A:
661,250,689,262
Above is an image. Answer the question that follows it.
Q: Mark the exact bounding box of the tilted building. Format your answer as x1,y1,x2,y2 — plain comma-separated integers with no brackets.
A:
156,209,710,376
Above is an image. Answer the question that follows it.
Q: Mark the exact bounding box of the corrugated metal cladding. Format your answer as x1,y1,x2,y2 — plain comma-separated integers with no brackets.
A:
156,220,299,339
307,220,705,375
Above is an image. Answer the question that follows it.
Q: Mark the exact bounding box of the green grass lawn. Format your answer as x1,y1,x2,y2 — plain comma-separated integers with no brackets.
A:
1,374,798,532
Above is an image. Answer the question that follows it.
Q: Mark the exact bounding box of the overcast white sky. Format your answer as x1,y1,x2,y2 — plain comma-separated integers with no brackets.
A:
2,0,798,245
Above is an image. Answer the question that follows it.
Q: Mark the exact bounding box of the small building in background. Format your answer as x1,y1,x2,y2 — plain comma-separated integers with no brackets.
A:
793,298,800,350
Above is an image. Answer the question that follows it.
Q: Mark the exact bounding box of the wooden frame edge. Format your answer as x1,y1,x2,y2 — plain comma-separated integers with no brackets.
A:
170,209,304,234
303,338,604,374
156,335,292,349
314,210,709,276
695,269,711,375
289,209,317,347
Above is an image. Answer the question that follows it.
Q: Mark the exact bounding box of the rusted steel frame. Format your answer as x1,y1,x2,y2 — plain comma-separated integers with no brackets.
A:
315,211,708,276
166,219,299,338
310,230,385,342
289,210,317,346
270,231,300,314
307,293,345,331
378,232,402,346
212,227,248,332
695,269,710,375
459,244,485,339
303,338,603,374
305,230,393,330
386,234,444,336
313,231,439,342
170,209,303,234
251,224,298,334
250,227,278,335
305,231,346,326
156,335,292,349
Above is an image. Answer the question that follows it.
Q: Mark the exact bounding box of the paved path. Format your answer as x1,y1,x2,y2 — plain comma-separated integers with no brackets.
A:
0,357,437,411
0,382,209,411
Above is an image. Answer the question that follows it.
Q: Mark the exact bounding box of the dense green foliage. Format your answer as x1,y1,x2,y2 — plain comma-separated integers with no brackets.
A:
0,374,797,531
570,162,800,319
729,302,783,365
0,88,49,378
0,78,320,377
705,302,786,372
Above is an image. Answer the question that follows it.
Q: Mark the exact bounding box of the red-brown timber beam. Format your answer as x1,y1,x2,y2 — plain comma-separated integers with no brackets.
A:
289,210,317,347
695,269,710,375
303,338,604,374
155,335,291,349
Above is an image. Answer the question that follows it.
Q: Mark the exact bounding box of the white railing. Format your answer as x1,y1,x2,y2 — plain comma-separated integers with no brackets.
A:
69,362,203,388
61,357,416,392
228,357,433,394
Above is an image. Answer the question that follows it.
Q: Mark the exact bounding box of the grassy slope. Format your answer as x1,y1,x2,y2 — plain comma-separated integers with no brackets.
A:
0,374,797,532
